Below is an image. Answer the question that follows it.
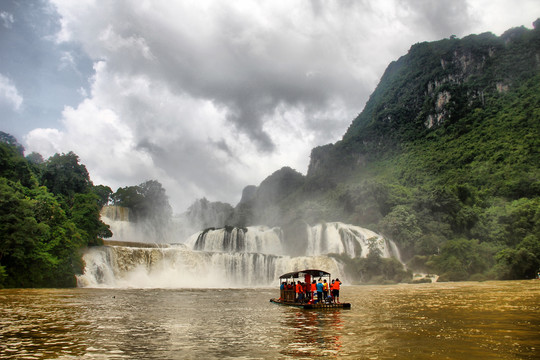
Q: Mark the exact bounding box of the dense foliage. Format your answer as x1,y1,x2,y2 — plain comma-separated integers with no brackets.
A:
0,134,112,288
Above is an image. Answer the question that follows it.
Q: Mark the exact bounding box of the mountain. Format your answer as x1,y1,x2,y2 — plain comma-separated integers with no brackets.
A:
194,20,540,281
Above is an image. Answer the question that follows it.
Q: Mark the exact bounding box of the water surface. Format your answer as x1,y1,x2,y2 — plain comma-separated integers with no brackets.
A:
1,281,538,359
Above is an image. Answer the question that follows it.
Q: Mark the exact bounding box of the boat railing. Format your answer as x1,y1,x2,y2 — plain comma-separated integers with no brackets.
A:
280,289,296,302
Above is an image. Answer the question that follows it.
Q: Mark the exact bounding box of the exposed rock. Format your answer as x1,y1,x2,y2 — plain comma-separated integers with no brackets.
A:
101,205,131,222
496,82,509,93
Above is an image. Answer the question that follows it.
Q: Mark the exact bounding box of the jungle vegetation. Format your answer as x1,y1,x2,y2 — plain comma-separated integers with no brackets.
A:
0,133,171,287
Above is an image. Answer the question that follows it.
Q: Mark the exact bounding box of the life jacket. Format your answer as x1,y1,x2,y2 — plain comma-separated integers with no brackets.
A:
323,282,328,291
296,283,303,293
334,281,341,290
311,283,316,292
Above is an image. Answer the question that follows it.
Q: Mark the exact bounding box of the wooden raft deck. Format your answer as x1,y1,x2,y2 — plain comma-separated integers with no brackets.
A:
270,298,351,310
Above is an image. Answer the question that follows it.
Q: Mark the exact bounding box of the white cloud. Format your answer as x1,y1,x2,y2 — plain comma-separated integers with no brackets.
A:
30,0,538,212
0,74,23,111
466,0,540,35
0,11,14,28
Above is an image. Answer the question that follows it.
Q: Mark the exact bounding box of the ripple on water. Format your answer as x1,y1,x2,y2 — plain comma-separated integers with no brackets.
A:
0,282,539,359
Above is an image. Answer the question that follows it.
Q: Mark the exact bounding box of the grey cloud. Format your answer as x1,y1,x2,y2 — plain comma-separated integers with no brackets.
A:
38,0,514,211
398,0,475,38
70,1,374,152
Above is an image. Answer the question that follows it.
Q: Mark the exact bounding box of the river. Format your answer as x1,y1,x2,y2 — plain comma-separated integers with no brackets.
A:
0,281,538,359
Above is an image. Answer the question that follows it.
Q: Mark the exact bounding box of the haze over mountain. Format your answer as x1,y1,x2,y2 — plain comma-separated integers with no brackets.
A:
184,21,540,281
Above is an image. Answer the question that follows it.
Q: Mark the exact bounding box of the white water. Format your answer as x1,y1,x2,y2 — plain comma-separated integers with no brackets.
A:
186,223,398,259
77,245,343,288
306,222,391,258
80,215,401,288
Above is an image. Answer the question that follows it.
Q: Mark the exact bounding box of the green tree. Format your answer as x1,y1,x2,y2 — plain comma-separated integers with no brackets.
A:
71,192,112,246
41,152,92,199
0,178,42,287
0,135,114,287
0,142,36,188
92,184,113,208
495,235,540,279
431,238,498,281
0,131,24,155
379,205,422,259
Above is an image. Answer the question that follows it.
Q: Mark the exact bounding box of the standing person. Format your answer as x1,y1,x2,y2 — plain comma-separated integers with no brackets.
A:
311,280,316,303
330,280,336,304
322,279,329,302
316,278,324,303
334,278,342,304
296,281,304,303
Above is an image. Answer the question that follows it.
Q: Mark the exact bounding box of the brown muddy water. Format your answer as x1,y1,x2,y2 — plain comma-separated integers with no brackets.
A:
0,281,538,359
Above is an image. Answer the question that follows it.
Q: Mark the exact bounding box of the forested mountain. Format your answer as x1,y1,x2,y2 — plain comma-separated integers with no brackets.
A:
224,21,540,281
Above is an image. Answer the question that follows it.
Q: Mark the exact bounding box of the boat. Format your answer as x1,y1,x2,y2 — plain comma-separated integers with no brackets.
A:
269,269,351,310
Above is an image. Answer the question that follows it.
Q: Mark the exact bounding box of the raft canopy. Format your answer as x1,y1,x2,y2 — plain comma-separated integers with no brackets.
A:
278,269,331,280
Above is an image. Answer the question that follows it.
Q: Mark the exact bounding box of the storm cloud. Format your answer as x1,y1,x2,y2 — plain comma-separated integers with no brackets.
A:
7,0,537,211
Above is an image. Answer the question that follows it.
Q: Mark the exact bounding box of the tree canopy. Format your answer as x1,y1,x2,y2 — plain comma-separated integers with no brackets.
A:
0,139,111,288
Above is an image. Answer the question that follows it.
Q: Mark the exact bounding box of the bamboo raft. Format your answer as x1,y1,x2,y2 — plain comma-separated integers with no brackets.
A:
270,298,351,310
270,269,351,310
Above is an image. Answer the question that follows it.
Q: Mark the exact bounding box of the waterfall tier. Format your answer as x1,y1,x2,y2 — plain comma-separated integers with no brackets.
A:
77,245,343,288
186,223,400,260
79,221,401,288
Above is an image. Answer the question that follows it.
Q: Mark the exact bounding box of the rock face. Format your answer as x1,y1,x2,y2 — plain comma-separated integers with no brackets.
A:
239,185,257,203
100,205,131,222
307,25,540,179
183,198,234,230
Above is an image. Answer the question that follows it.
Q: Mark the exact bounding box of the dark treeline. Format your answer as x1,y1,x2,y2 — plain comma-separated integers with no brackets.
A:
0,133,171,288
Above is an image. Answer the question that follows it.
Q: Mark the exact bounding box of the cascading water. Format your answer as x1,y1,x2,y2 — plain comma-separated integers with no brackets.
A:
79,219,401,288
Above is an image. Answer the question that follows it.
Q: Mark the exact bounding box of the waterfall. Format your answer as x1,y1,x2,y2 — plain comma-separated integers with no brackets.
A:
77,245,344,288
188,222,398,259
187,226,284,255
306,222,392,258
79,221,400,288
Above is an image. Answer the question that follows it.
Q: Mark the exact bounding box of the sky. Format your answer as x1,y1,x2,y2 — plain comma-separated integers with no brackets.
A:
1,0,538,213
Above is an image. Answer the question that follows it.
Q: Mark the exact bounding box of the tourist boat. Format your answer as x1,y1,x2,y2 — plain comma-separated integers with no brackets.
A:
269,269,351,310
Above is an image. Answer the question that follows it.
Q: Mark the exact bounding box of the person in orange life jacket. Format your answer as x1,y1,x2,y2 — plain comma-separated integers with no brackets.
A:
303,282,309,302
296,281,304,303
333,278,342,303
330,280,336,303
322,279,329,301
311,281,316,303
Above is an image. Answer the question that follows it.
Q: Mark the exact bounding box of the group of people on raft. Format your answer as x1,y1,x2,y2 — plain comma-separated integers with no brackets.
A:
280,278,342,304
